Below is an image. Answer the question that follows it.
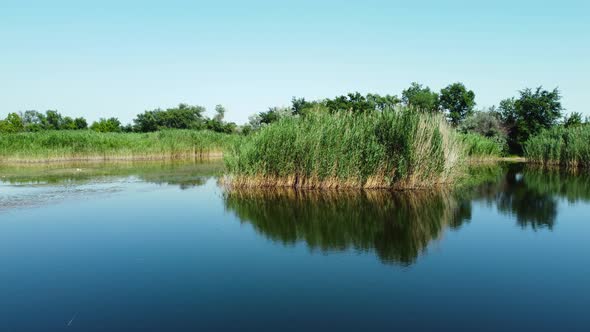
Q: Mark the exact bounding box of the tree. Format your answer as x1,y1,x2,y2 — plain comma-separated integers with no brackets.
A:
401,82,439,112
459,109,508,152
21,110,46,131
91,118,122,132
134,104,206,132
564,112,583,128
74,117,88,130
499,87,563,153
61,116,77,130
45,110,63,130
213,105,226,122
0,113,25,133
439,82,476,126
366,93,400,111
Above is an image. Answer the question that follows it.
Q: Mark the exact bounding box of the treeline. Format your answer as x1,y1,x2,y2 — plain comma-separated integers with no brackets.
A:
246,83,587,154
0,104,237,134
2,82,586,155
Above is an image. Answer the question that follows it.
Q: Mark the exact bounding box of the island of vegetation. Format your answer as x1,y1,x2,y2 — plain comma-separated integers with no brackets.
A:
1,82,587,188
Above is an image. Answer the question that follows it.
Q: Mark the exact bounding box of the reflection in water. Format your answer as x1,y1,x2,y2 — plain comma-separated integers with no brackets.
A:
0,161,223,212
224,189,471,266
469,164,590,230
224,163,590,265
0,161,223,189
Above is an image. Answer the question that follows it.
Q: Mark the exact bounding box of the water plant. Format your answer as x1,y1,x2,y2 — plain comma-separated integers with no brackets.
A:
0,129,238,163
224,108,464,190
524,125,590,168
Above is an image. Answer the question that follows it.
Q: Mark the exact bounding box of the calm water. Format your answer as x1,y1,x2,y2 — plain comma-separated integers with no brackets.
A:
0,161,589,331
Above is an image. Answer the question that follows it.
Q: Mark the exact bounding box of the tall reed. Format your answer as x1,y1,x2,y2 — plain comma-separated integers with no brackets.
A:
224,108,464,189
524,125,590,168
0,129,238,163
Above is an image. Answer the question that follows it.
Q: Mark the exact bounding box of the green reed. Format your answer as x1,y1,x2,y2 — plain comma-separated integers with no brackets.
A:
0,129,238,162
524,125,590,168
224,108,464,189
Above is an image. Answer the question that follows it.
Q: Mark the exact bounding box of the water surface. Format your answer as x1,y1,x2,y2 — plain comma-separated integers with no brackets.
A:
0,161,588,331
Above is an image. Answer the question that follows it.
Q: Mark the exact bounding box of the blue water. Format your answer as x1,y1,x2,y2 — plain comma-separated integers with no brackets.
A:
0,162,588,331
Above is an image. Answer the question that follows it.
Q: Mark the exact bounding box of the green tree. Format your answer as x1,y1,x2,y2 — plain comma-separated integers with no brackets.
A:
213,104,226,122
0,113,25,133
91,117,122,132
401,82,439,112
61,116,77,130
134,104,206,132
45,110,63,130
21,110,46,131
499,87,563,153
74,117,88,130
439,82,476,126
564,112,583,128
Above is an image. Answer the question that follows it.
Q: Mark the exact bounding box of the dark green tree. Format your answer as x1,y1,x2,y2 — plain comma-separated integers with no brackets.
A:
91,117,122,132
563,112,583,128
401,82,439,112
74,117,88,130
439,82,476,126
45,110,63,130
499,87,563,153
0,113,25,133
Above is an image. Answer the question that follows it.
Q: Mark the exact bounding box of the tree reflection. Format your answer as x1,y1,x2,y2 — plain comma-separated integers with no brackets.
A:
224,189,471,266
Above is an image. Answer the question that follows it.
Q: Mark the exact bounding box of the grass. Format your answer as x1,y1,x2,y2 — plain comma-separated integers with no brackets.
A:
224,108,464,190
0,129,239,163
524,125,590,168
459,133,505,159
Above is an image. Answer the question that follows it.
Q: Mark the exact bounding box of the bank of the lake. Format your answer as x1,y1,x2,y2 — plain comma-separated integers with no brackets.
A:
0,129,238,163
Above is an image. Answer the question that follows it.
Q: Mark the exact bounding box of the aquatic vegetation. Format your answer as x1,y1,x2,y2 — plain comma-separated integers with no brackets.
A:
459,133,505,158
224,189,470,265
0,129,239,162
224,108,464,190
524,125,590,168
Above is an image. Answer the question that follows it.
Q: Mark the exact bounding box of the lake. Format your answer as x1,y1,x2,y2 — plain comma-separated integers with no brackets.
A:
1,161,589,331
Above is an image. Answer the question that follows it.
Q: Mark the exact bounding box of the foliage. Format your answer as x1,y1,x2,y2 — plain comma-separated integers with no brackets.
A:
325,92,400,113
459,110,507,153
499,87,563,153
563,112,583,128
439,82,476,126
459,133,504,158
90,117,122,132
0,129,238,162
524,125,590,168
401,82,439,112
133,104,206,132
224,107,463,189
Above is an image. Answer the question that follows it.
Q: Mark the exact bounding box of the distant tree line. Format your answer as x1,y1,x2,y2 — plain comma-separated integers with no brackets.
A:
2,82,586,154
245,83,584,154
0,104,237,135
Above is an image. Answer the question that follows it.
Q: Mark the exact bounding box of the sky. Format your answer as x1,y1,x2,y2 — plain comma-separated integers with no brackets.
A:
1,0,589,125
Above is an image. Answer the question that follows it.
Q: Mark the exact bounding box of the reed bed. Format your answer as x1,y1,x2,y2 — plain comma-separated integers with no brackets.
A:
524,125,590,168
224,108,464,190
0,129,238,163
459,133,504,159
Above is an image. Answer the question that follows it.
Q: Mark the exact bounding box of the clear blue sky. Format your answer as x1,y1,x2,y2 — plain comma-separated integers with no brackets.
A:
1,0,588,124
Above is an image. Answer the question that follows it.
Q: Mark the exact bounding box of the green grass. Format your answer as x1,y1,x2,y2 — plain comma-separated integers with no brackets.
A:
459,133,505,159
524,125,590,168
224,108,464,189
0,129,239,163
